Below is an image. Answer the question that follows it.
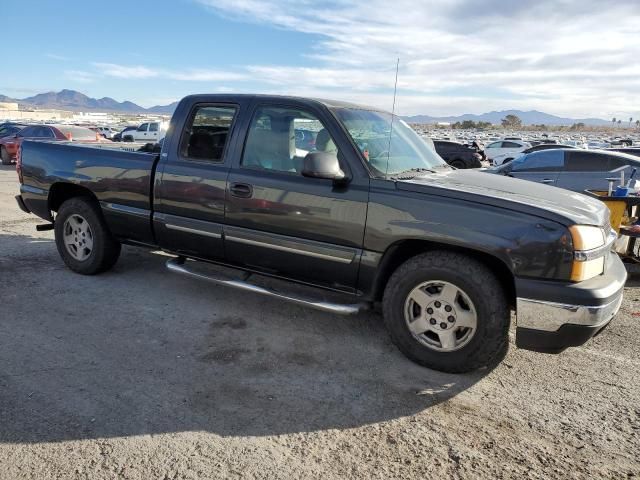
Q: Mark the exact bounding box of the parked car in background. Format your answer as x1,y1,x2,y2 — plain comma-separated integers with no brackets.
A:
433,140,483,169
294,128,318,151
94,126,117,139
609,137,633,147
492,143,577,166
0,123,27,140
113,126,138,142
0,124,101,164
122,121,165,142
487,149,640,192
485,139,531,165
587,140,611,149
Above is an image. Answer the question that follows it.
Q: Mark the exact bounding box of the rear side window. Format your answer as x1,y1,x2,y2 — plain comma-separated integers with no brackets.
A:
512,150,564,172
22,126,54,138
58,126,97,141
502,141,522,148
149,123,159,132
605,156,627,170
565,152,611,171
180,105,237,162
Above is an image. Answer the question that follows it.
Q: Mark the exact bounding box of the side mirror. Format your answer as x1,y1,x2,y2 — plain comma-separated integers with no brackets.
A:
301,152,346,182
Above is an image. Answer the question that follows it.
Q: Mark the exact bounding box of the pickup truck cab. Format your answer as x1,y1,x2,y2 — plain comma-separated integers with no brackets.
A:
122,121,165,142
15,94,626,373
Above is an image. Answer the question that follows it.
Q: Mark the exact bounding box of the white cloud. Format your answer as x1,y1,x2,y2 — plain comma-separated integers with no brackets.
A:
91,62,247,83
195,0,640,118
65,70,96,83
46,53,69,61
92,63,158,79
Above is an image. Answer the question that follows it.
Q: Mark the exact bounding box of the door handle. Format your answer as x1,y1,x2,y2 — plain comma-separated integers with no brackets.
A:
230,182,253,198
541,179,555,184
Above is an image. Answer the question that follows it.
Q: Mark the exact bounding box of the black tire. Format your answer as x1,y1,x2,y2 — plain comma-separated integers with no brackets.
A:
123,135,134,142
449,159,467,169
54,197,121,275
382,251,510,373
1,147,11,165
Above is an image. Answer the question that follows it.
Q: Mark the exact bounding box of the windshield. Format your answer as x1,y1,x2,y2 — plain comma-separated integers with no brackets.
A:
333,108,447,178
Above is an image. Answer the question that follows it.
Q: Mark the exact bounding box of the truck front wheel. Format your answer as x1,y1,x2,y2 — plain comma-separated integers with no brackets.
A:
382,251,510,373
54,197,121,275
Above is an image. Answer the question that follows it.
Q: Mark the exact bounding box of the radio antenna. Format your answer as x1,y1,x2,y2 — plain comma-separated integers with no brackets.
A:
385,57,400,179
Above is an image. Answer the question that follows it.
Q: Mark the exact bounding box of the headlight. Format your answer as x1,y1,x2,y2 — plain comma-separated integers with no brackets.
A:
569,225,607,282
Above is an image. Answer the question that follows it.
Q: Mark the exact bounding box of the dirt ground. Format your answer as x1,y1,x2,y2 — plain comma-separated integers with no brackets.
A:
0,164,638,479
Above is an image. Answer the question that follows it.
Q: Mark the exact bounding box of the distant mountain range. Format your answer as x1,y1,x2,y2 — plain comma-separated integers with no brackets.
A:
403,109,610,126
0,90,613,125
0,89,177,115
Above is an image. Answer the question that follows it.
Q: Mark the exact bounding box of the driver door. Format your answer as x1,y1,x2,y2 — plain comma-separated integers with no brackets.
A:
509,150,564,185
224,101,369,292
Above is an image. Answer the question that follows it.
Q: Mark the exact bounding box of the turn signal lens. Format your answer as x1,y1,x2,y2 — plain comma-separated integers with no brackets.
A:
571,257,605,282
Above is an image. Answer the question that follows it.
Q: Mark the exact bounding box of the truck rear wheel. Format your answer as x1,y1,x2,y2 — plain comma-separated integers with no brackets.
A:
54,197,121,275
382,251,510,373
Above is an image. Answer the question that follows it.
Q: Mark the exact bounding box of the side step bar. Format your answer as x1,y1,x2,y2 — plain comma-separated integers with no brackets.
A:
166,257,369,316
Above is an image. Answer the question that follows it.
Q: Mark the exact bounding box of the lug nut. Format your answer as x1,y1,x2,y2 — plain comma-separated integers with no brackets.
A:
440,322,448,329
434,301,441,308
430,318,437,325
426,308,433,314
444,305,452,312
448,316,455,322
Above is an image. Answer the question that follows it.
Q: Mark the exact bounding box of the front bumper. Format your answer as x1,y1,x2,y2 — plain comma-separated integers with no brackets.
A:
515,253,626,353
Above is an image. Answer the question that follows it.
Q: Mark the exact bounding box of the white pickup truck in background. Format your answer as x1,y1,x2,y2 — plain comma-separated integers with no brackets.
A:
122,121,167,142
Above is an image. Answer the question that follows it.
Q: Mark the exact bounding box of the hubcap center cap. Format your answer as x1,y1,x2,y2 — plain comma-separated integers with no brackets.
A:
427,300,456,329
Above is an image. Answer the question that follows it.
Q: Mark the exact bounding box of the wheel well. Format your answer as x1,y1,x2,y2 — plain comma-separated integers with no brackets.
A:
372,240,516,308
48,183,99,213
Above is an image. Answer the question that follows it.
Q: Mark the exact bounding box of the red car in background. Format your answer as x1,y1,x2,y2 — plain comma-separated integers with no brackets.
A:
0,124,103,165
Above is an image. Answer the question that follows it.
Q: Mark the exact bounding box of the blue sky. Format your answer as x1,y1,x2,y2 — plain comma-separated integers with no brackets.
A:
4,0,640,119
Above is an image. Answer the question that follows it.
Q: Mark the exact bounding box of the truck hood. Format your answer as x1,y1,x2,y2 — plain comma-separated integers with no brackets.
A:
397,169,609,227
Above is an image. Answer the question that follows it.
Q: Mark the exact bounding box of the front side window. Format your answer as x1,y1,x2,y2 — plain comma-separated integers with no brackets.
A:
137,123,149,132
333,108,446,177
486,142,502,149
181,105,237,162
512,150,564,172
241,106,337,173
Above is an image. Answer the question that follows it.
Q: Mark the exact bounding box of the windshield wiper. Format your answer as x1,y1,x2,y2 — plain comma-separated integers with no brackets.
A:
389,167,437,180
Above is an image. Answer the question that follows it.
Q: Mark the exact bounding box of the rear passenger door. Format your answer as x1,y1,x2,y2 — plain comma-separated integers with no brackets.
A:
153,103,240,261
509,150,564,185
224,101,369,292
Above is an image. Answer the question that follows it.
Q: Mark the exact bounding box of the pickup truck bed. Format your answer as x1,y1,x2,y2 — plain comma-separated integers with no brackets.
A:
19,141,159,244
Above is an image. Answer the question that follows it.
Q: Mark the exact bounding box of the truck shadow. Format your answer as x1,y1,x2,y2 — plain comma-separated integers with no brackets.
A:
0,232,491,444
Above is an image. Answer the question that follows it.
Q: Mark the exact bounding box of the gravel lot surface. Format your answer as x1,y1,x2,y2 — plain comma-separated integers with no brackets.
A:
0,164,638,479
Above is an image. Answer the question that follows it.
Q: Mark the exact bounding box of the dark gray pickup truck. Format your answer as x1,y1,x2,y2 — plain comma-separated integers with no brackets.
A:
15,94,626,372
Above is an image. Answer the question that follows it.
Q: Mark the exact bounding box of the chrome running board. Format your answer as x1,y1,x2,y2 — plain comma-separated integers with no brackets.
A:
166,257,368,315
